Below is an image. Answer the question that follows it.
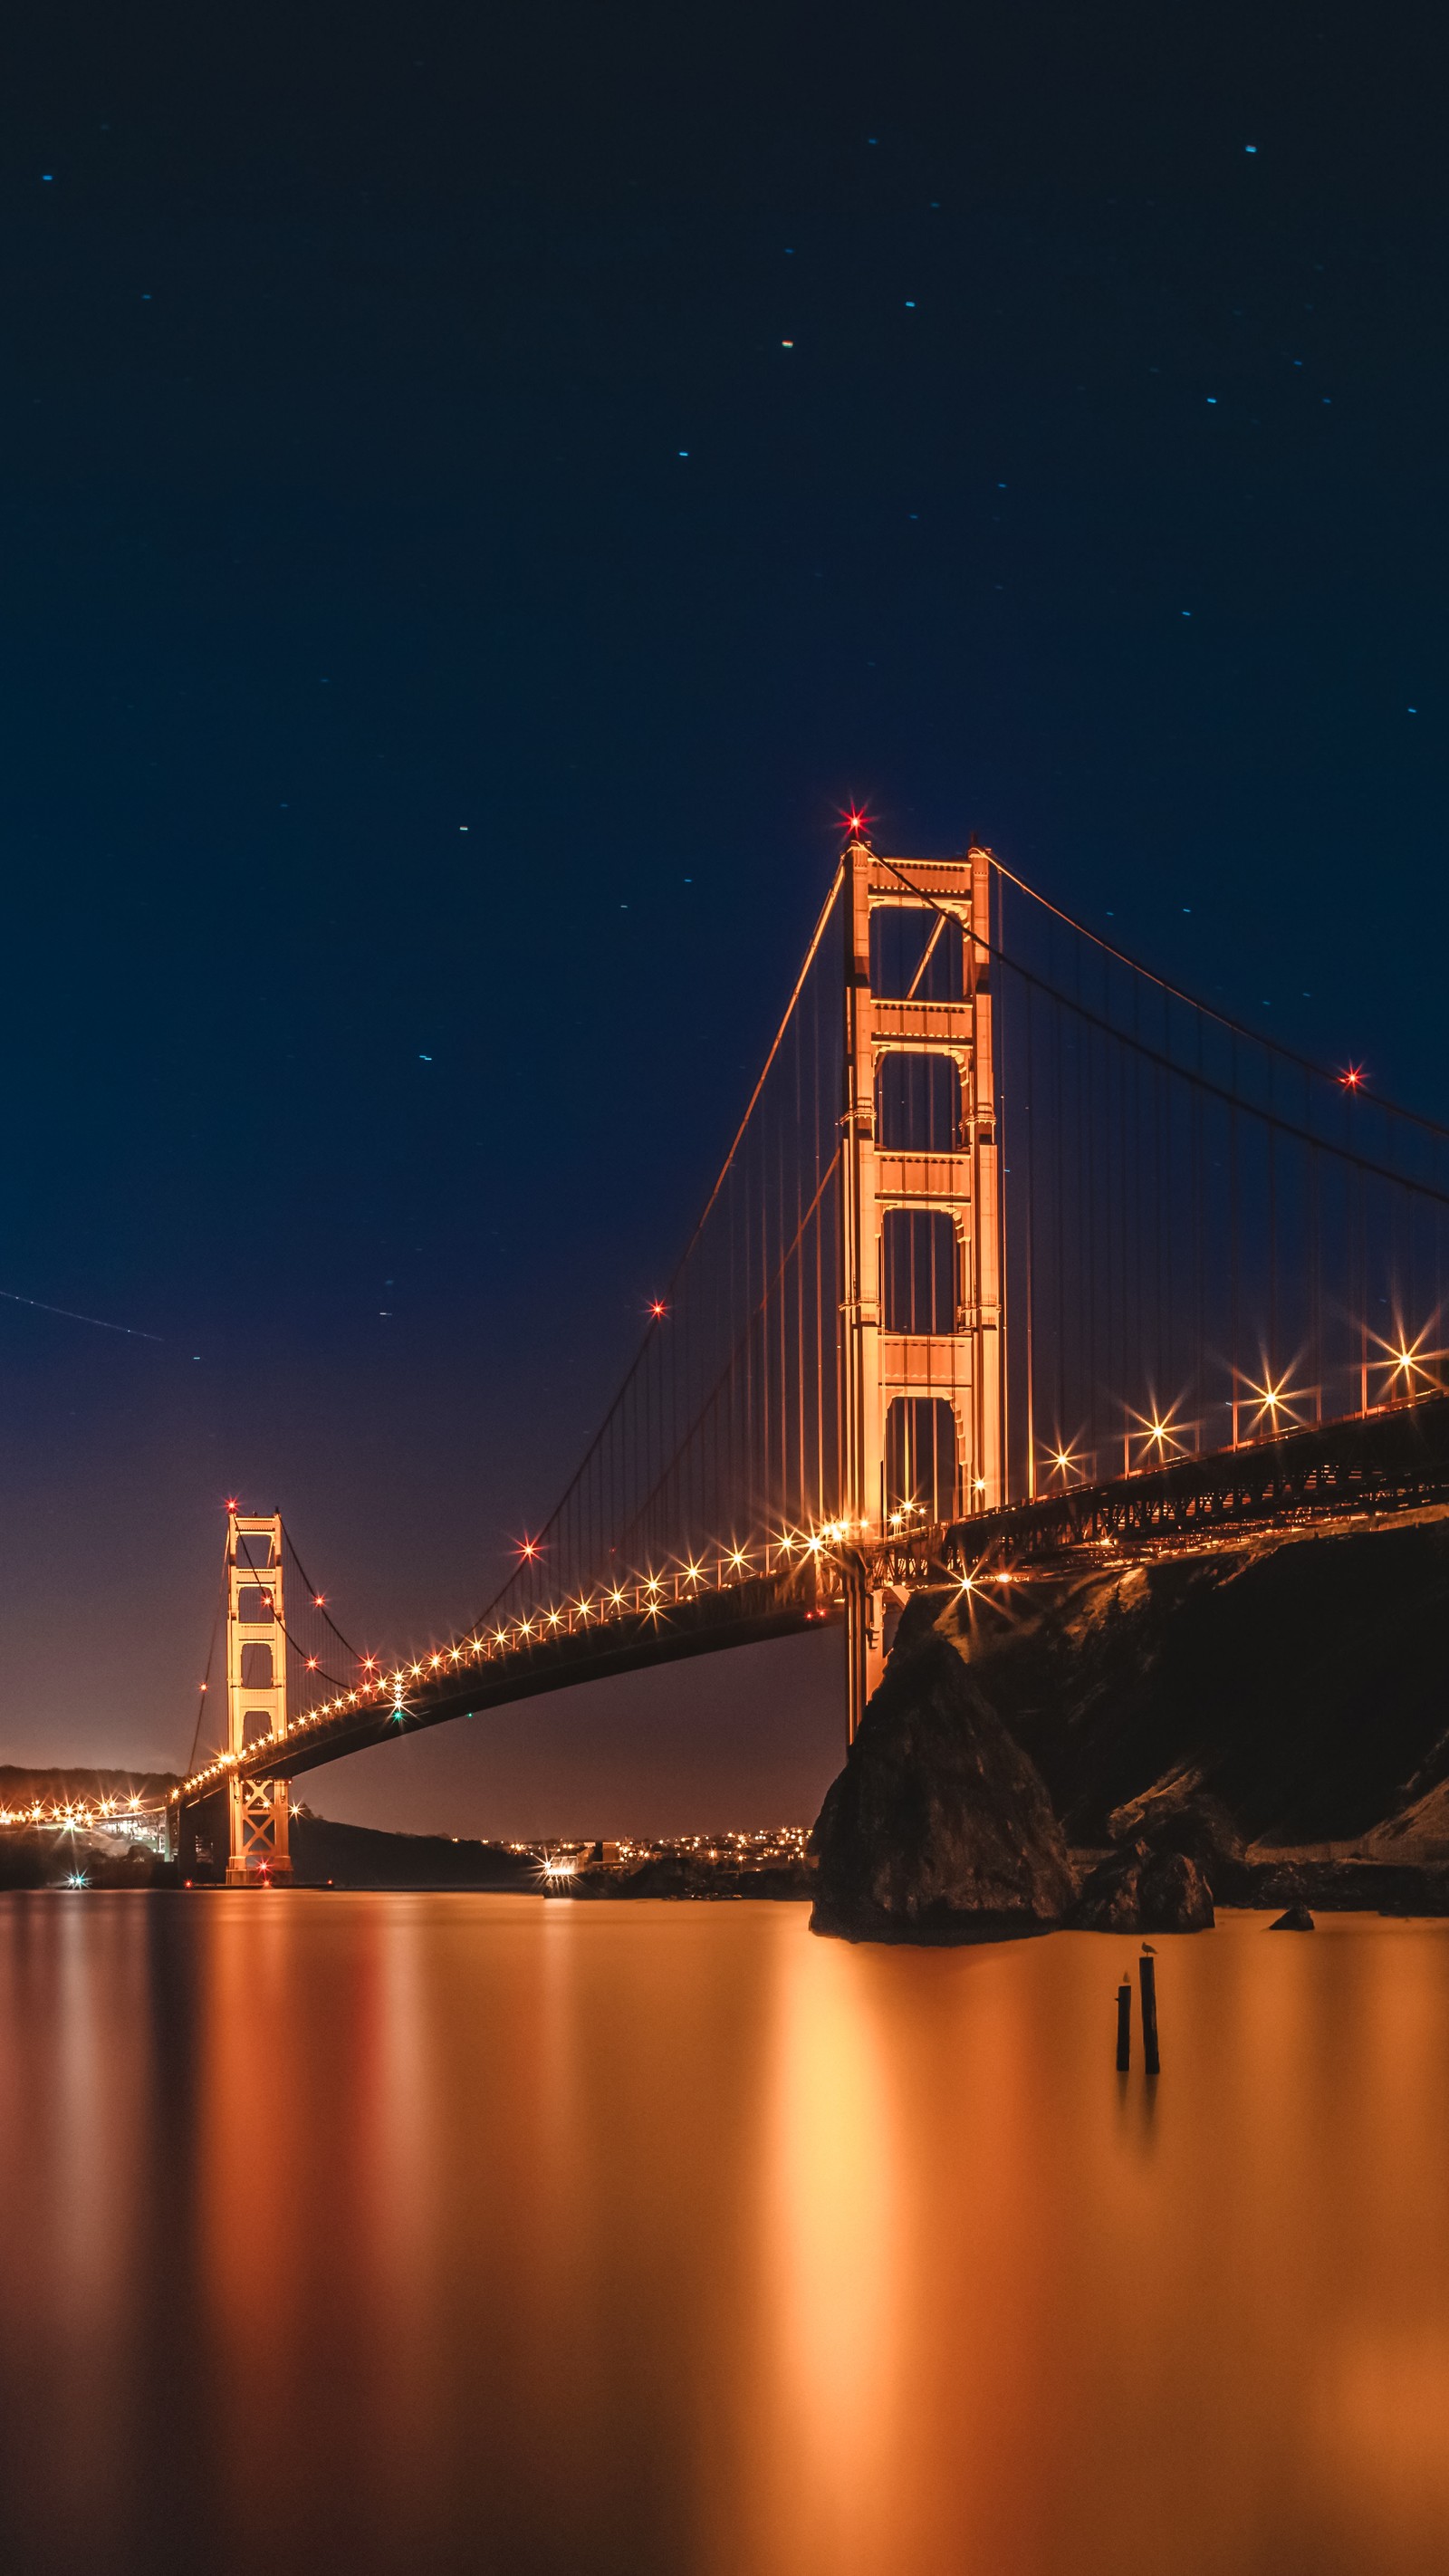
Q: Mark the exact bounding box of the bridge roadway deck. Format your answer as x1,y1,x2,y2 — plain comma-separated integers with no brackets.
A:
860,1390,1449,1588
185,1573,838,1804
181,1393,1449,1816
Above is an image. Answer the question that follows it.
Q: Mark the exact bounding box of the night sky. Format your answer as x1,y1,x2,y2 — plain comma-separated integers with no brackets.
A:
2,0,1444,1834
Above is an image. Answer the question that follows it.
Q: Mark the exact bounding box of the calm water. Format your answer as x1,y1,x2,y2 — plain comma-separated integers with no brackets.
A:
0,1893,1445,2575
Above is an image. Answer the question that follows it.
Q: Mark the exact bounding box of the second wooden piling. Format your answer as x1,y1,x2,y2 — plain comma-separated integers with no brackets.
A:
1139,1951,1160,2074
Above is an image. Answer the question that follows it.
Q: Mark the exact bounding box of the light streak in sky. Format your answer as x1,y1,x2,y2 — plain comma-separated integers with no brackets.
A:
0,1286,163,1341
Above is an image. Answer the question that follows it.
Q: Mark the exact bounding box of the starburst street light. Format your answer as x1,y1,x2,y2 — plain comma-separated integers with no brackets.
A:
1042,1438,1084,1485
1124,1399,1191,1466
1368,1318,1446,1395
1235,1361,1312,1438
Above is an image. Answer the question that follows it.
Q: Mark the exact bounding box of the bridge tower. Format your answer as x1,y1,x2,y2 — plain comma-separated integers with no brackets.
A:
840,837,1003,1737
225,1511,293,1883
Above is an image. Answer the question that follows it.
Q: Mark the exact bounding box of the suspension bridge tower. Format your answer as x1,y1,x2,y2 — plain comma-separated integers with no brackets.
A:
224,1510,293,1883
840,836,1004,1736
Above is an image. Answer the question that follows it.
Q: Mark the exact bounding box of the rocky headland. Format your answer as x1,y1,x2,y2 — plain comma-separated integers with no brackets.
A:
811,1514,1449,1941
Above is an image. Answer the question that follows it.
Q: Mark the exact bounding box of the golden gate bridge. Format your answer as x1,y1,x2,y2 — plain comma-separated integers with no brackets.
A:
168,831,1449,1881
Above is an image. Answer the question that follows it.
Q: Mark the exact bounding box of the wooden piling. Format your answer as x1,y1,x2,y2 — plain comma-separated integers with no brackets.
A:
1139,1952,1160,2073
1116,1978,1132,2071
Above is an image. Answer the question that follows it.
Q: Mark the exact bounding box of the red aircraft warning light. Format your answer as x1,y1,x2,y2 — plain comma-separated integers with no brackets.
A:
1339,1062,1365,1090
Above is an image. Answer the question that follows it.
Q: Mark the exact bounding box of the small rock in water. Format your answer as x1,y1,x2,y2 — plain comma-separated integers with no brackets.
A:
1269,1901,1315,1930
1072,1840,1214,1933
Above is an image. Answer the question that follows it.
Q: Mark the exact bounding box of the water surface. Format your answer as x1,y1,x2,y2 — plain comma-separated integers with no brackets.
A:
0,1892,1444,2576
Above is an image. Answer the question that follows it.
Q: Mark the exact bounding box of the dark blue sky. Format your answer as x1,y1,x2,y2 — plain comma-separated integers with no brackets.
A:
1,0,1444,1831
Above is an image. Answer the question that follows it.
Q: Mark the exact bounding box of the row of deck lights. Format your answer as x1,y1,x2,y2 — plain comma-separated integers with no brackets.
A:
0,1794,146,1830
197,1362,1417,1812
176,1523,895,1804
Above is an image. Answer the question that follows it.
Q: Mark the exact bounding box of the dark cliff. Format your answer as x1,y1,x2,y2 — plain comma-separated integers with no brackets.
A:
811,1514,1449,1937
945,1515,1449,1852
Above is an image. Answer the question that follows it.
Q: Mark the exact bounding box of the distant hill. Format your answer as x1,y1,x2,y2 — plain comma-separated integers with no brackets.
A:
288,1812,537,1890
0,1765,179,1812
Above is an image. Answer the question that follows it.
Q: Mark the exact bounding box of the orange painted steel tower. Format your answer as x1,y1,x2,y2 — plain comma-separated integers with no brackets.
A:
839,837,1004,1738
225,1511,293,1882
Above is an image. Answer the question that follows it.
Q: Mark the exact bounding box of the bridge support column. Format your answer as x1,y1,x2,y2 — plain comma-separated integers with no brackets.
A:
844,1574,887,1744
225,1511,293,1885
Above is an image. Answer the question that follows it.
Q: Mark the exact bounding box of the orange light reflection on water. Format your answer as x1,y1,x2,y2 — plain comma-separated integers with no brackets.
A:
0,1900,1444,2575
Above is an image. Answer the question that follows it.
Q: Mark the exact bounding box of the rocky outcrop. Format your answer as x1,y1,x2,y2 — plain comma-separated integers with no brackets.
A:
1108,1787,1252,1900
1270,1902,1315,1929
916,1518,1449,1853
807,1514,1449,1943
1071,1841,1215,1932
811,1631,1077,1938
